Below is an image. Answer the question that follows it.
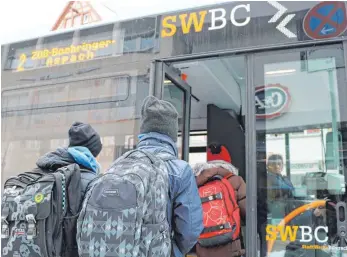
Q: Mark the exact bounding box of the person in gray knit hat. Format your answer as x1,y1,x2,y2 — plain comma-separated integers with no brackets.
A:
137,96,203,257
140,95,179,142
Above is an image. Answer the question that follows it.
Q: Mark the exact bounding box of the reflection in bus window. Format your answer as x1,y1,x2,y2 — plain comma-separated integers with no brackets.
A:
38,32,74,67
1,73,149,186
255,46,347,257
123,38,137,53
5,40,37,70
122,30,156,53
79,24,114,57
2,76,130,112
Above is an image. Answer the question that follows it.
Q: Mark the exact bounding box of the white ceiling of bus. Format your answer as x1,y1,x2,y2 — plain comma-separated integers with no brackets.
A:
173,56,246,130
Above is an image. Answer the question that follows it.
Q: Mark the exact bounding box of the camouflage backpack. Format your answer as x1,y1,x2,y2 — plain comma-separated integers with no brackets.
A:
77,149,171,257
1,164,82,257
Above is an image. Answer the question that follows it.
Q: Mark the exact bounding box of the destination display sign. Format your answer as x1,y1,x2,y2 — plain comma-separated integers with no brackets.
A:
16,39,115,72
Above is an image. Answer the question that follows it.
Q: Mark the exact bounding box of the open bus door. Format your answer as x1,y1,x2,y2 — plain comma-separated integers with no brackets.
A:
151,61,192,161
151,61,196,257
207,104,246,180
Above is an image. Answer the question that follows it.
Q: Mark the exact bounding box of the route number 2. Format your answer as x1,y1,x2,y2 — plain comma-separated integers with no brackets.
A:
17,54,27,72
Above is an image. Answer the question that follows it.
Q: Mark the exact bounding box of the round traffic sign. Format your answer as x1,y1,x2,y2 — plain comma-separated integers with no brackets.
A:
303,1,347,40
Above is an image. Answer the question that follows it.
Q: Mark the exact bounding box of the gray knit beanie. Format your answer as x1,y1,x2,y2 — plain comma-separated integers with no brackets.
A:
140,96,178,142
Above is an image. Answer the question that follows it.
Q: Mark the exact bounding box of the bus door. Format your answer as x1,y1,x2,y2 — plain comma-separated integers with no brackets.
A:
151,57,247,257
253,44,347,257
207,104,246,180
151,61,192,161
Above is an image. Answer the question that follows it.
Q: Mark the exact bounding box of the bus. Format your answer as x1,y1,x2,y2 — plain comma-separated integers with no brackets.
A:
2,1,347,256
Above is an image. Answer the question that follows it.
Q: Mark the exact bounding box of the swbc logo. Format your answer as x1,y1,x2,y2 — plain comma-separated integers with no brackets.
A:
266,225,328,243
161,4,251,37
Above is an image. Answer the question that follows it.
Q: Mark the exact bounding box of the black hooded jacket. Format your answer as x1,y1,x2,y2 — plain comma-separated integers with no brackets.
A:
36,147,97,195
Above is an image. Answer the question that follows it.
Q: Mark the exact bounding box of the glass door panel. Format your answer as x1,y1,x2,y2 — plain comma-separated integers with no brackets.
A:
254,44,347,257
153,62,192,161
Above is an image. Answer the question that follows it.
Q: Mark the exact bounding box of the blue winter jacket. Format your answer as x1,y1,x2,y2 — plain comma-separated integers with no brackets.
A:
267,172,294,199
267,171,312,225
137,132,204,257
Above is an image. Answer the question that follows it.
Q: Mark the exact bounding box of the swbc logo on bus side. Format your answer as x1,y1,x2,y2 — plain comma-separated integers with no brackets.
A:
255,84,291,120
161,2,296,38
266,225,328,243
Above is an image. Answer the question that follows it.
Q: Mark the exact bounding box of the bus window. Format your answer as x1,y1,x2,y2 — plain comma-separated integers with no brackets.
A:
1,72,149,185
163,77,187,159
5,40,37,71
254,45,347,257
325,130,345,171
2,76,130,111
38,32,74,67
79,24,115,58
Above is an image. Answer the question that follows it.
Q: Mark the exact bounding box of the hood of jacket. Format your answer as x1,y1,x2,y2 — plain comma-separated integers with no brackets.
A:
36,147,100,174
137,132,178,157
67,146,100,174
193,160,239,177
36,147,75,171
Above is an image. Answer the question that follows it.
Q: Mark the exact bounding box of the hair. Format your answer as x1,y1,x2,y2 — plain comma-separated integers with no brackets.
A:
268,154,283,164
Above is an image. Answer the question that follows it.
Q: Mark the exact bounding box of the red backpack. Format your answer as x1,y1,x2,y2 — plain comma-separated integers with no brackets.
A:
198,174,241,247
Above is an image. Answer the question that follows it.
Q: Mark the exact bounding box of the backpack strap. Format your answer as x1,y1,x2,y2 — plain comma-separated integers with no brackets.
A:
224,173,234,180
57,164,82,216
203,222,234,233
156,152,176,162
67,166,82,215
206,174,224,184
201,192,223,203
16,171,44,184
5,177,27,188
4,170,45,191
52,172,66,217
122,149,158,164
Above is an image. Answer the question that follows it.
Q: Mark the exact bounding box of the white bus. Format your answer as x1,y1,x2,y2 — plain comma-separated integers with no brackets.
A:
2,1,347,256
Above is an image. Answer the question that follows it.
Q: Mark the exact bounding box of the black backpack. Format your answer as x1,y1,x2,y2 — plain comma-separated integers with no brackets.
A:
1,164,83,257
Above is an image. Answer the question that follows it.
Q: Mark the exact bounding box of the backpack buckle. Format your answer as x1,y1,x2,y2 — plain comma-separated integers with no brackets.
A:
1,219,9,239
1,207,9,238
201,192,223,203
26,214,36,240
